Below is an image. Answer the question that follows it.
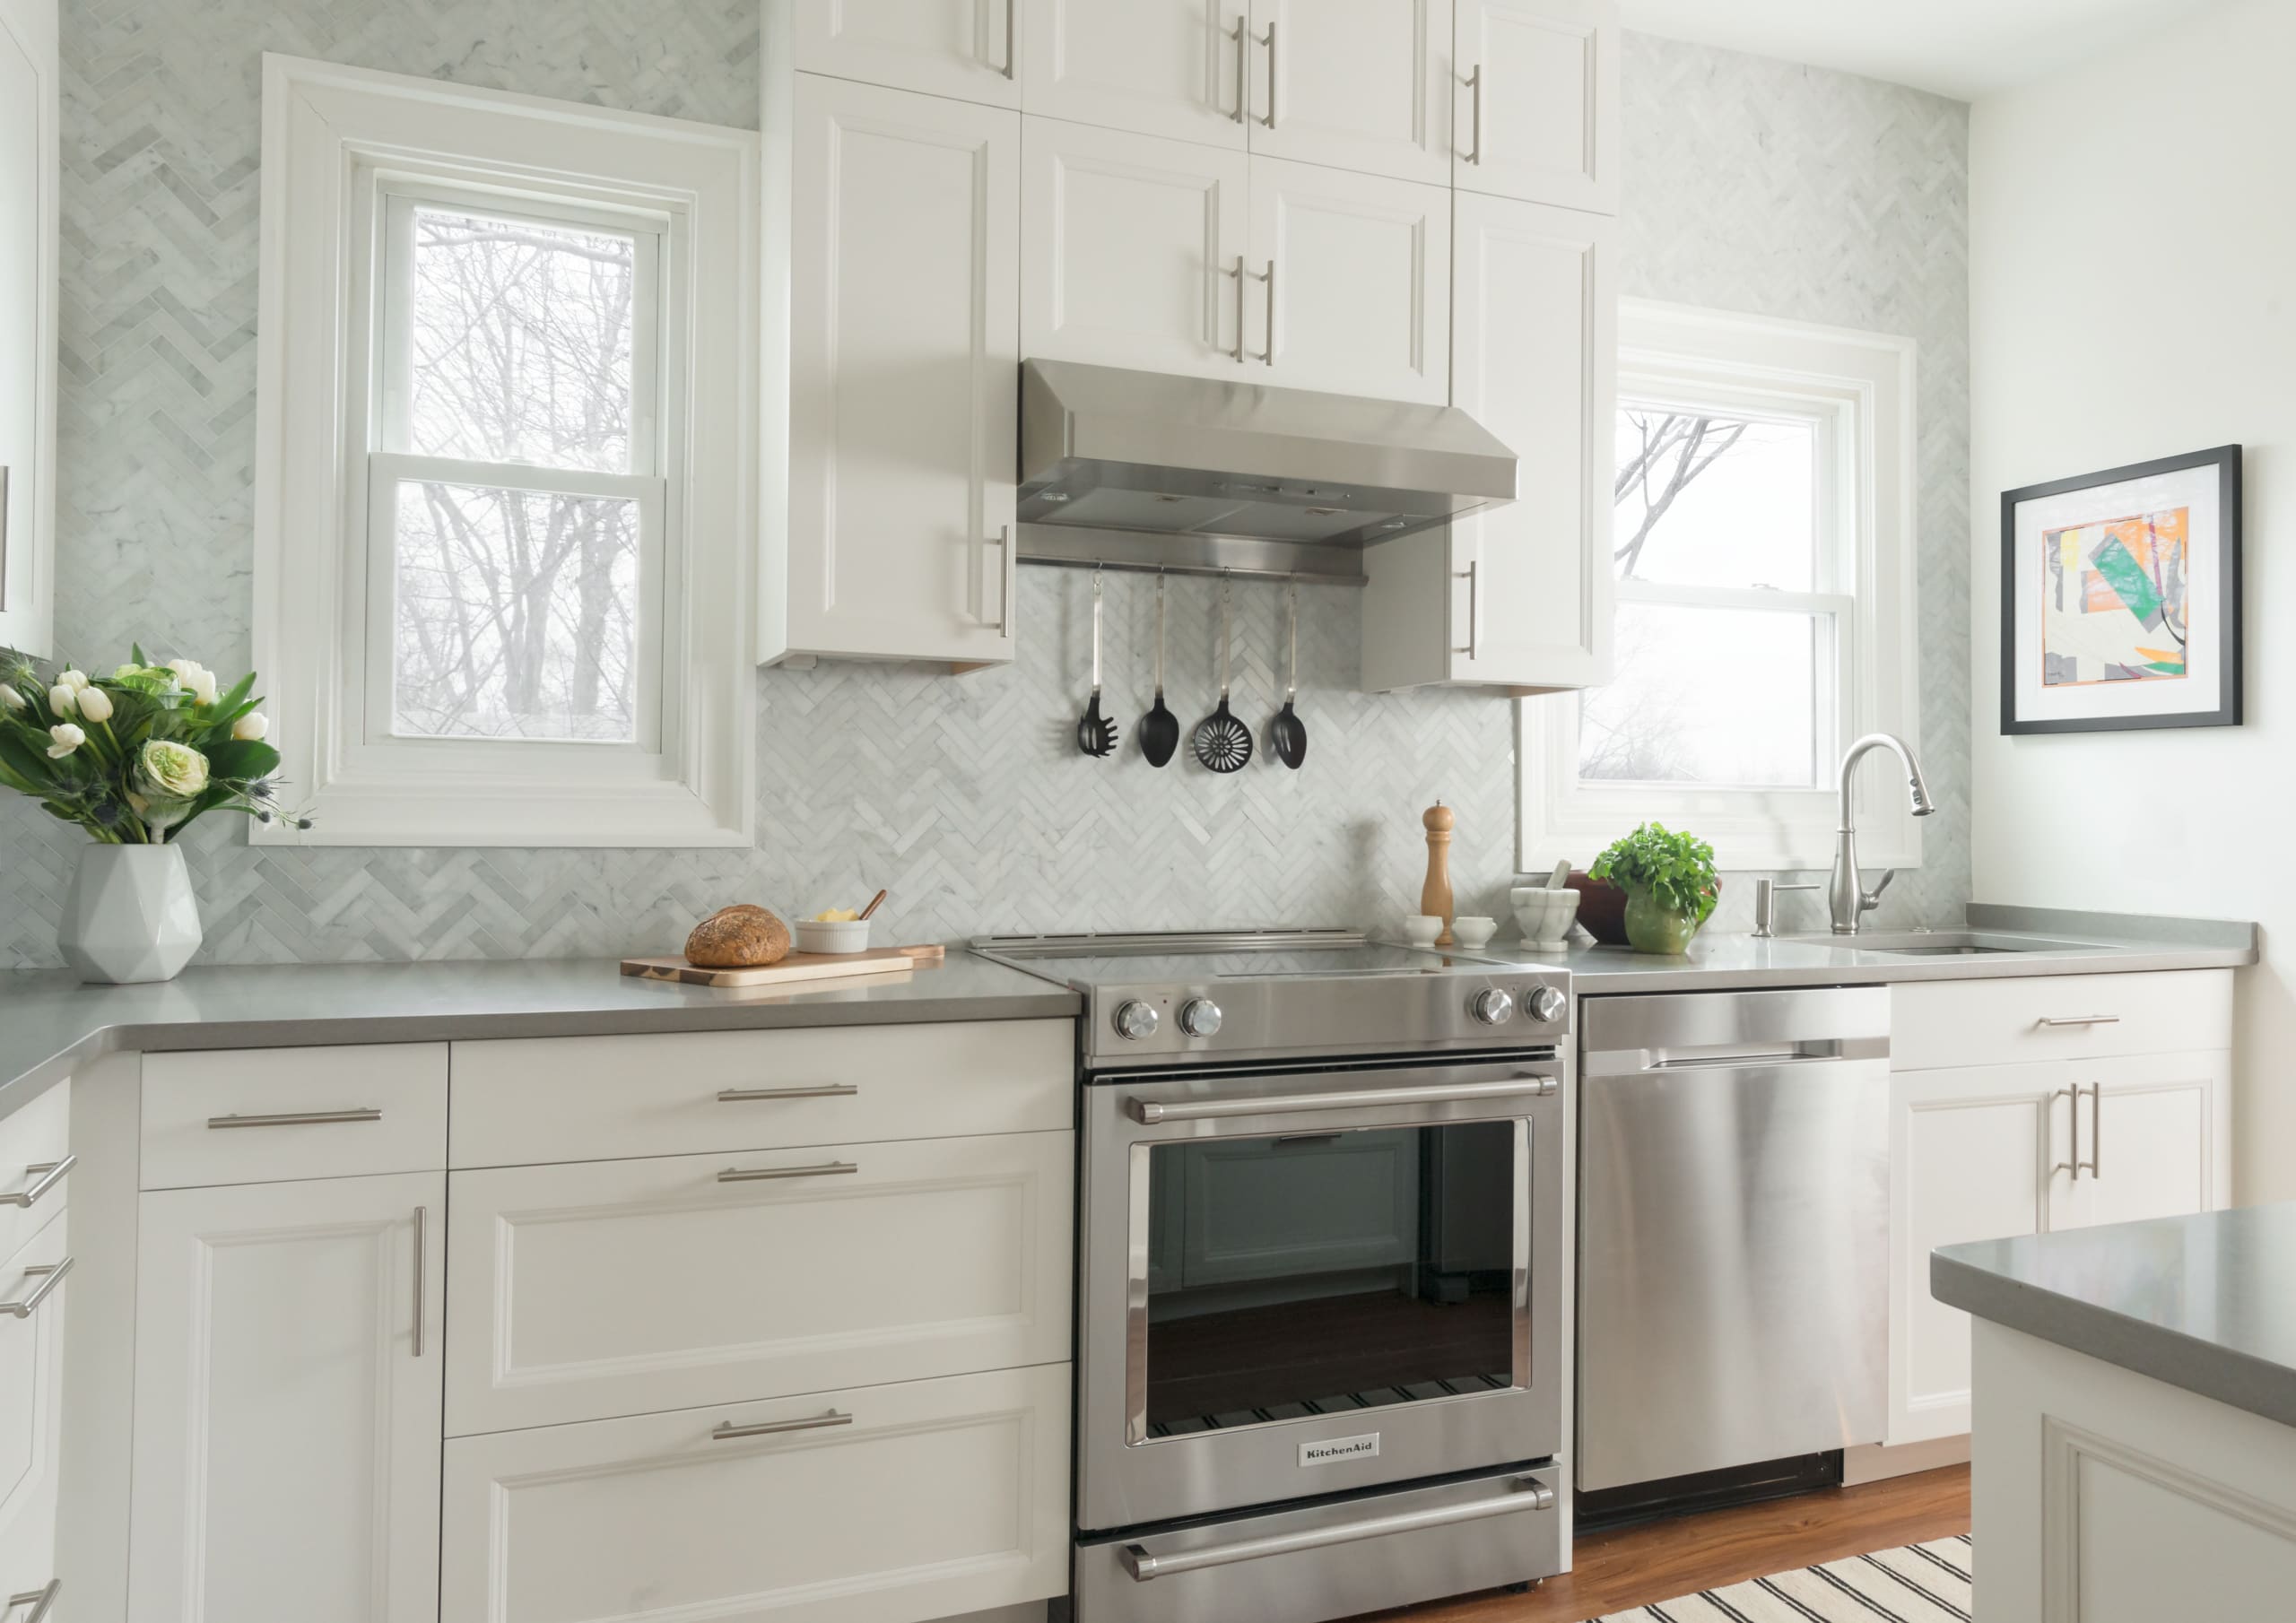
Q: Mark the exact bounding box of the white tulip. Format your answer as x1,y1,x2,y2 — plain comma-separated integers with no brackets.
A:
57,669,90,692
48,683,76,716
46,723,85,759
231,710,268,742
0,684,21,712
187,667,219,706
76,685,115,724
166,657,204,681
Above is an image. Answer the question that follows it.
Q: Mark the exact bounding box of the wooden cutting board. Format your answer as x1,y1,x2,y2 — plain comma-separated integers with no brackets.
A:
621,943,946,988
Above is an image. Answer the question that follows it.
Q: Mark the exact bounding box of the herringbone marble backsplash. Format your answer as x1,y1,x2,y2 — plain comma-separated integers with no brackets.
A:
0,10,1970,965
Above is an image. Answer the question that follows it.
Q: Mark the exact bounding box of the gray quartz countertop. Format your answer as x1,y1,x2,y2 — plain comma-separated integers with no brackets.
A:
0,953,1081,1124
1932,1203,2296,1430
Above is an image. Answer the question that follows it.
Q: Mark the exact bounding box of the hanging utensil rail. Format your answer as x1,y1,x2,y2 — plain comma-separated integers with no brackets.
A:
1014,524,1367,587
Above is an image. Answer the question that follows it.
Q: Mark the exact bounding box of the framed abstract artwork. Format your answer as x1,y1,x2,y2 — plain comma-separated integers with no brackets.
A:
2000,445,2242,734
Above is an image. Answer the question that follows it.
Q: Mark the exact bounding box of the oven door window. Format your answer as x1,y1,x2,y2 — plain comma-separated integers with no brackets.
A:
1135,1120,1527,1442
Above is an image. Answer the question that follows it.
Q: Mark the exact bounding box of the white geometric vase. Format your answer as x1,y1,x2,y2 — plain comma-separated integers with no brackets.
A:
57,844,204,984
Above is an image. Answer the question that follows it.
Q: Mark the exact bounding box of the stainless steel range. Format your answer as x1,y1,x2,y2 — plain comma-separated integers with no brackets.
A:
972,930,1573,1623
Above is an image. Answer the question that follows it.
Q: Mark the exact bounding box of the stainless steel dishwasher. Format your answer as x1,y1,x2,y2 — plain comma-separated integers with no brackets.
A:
1576,986,1890,1495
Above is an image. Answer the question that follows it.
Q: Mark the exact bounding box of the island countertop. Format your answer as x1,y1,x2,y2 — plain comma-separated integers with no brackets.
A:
0,953,1083,1124
1933,1202,2296,1431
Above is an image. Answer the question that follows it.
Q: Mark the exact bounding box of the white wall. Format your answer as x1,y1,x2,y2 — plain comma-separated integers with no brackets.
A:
1970,0,2294,1202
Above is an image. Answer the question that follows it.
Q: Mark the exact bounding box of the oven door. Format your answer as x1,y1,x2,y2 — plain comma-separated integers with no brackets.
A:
1079,1056,1567,1532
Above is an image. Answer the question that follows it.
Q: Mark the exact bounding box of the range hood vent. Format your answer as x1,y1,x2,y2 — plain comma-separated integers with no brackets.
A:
1018,360,1518,553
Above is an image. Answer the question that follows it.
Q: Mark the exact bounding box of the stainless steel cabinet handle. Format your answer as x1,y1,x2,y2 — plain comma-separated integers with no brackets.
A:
1,1155,74,1208
1120,1476,1554,1580
985,525,1013,635
2052,1084,2082,1180
2085,1081,2101,1178
718,1160,858,1183
1251,259,1276,366
717,1084,858,1103
2037,1014,2120,1028
1134,1077,1551,1124
0,1257,72,1319
1002,0,1016,78
712,1410,852,1442
1257,22,1277,127
1230,16,1248,122
1451,560,1480,659
1229,255,1247,363
207,1107,382,1130
5,1580,61,1623
412,1205,426,1358
1463,63,1483,162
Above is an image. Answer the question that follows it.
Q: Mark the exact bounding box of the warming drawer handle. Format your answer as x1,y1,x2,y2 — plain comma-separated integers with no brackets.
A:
0,1155,74,1208
1119,1479,1556,1581
1131,1077,1553,1124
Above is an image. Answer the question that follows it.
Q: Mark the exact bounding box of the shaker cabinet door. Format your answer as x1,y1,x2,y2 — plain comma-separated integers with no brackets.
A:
1454,0,1617,213
2046,1052,2231,1235
1021,0,1248,148
783,75,1019,664
1247,0,1453,187
1022,117,1251,379
789,0,1022,108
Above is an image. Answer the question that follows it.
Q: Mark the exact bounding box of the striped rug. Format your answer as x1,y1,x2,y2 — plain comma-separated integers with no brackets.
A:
1596,1534,1971,1621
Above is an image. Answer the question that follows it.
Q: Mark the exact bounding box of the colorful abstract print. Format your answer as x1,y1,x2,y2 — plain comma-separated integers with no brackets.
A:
2041,508,2189,685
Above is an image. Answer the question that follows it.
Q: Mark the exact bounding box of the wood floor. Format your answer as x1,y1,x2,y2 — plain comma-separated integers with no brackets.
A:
1364,1464,1971,1623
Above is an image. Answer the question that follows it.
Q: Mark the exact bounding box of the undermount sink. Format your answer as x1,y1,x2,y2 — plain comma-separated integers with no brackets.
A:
1781,931,2097,958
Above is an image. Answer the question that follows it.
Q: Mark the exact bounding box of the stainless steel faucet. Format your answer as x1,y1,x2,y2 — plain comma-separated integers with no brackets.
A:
1829,732,1935,934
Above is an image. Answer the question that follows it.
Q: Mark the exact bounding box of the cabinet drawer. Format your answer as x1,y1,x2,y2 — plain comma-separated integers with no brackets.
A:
448,1020,1071,1167
447,1132,1074,1434
439,1363,1070,1623
1890,970,2231,1072
141,1045,448,1188
0,1081,70,1269
0,1210,67,1569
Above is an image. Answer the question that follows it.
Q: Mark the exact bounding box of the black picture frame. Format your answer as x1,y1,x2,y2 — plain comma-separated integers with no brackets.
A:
1999,444,2242,735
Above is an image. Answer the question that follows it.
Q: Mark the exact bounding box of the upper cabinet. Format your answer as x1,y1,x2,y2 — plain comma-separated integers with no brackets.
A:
1454,0,1619,213
0,0,57,659
1248,0,1454,187
793,0,1022,108
1021,0,1248,148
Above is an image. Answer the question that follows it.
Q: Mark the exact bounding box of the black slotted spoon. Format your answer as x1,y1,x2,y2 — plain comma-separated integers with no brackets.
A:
1269,584,1306,768
1139,572,1179,767
1076,568,1118,758
1193,575,1253,773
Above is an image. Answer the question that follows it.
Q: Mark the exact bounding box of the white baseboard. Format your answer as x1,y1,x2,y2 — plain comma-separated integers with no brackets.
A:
1843,1434,1970,1486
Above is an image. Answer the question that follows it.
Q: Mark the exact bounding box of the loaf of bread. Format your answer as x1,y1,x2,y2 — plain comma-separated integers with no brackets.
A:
683,904,791,968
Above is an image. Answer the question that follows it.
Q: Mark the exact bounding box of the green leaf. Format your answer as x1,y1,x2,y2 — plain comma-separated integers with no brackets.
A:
202,739,280,781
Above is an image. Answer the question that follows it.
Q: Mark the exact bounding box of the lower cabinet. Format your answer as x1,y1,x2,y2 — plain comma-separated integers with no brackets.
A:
0,1211,67,1614
127,1172,446,1623
1887,1049,2231,1445
439,1363,1071,1623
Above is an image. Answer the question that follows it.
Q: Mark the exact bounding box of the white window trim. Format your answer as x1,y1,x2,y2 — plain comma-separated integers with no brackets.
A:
253,55,758,846
1518,300,1920,875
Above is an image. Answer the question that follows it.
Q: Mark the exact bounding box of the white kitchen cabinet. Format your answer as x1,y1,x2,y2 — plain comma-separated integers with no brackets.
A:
1454,0,1617,213
1022,117,1251,379
774,74,1020,666
1361,192,1613,690
1246,154,1449,404
1886,1040,2231,1447
1021,0,1247,147
0,1211,66,1613
128,1173,446,1623
0,0,57,658
439,1364,1071,1623
1248,0,1453,187
788,0,1022,108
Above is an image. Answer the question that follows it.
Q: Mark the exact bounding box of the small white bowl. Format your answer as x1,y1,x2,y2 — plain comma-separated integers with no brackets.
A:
1451,916,1498,949
795,917,874,955
1401,915,1444,947
1511,889,1581,946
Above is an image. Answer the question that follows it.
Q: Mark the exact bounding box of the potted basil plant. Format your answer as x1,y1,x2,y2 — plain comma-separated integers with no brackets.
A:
1588,822,1719,955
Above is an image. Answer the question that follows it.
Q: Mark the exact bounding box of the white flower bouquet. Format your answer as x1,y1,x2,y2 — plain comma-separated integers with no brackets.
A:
0,644,309,842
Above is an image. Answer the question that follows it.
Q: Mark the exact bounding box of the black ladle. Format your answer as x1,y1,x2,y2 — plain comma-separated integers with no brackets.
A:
1270,584,1306,768
1139,573,1179,767
1193,575,1253,773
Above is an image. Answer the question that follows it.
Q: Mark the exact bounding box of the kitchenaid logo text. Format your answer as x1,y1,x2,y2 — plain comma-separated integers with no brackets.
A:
1300,1434,1380,1467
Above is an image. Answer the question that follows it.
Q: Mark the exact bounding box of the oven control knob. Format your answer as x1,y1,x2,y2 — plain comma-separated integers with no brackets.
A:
1470,988,1515,1026
1114,1000,1161,1041
1178,998,1223,1038
1526,985,1568,1025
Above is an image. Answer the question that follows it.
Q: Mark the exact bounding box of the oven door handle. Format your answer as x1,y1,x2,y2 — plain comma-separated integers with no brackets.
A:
1130,1075,1555,1124
1119,1477,1557,1580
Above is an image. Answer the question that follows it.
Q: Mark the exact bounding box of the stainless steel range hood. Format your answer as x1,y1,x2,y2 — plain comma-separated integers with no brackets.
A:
1018,360,1517,557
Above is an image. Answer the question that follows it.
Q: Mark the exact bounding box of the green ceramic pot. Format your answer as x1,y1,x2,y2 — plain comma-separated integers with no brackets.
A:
1622,888,1702,955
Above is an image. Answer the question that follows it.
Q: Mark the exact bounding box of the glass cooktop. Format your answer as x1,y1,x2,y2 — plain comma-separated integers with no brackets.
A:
970,930,1531,989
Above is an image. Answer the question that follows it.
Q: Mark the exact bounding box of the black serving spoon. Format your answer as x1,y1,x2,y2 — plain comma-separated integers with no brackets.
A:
1139,572,1179,767
1193,576,1253,773
1076,568,1118,758
1270,584,1306,769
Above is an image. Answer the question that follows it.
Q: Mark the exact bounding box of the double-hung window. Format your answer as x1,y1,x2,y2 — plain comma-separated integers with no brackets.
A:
256,57,756,846
1518,301,1920,873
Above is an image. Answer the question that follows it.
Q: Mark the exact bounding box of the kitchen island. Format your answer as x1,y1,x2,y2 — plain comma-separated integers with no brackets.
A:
1933,1204,2296,1620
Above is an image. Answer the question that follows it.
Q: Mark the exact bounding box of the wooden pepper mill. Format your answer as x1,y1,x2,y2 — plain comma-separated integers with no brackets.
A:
1421,801,1455,946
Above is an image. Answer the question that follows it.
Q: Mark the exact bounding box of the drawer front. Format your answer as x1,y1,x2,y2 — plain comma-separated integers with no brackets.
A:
448,1132,1074,1434
1890,970,2231,1072
439,1364,1071,1623
141,1046,448,1188
448,1020,1072,1168
0,1211,67,1567
0,1081,70,1269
